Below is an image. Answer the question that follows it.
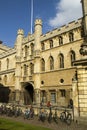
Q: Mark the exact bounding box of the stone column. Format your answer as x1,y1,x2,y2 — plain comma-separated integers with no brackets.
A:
20,90,24,105
72,80,79,118
77,66,87,117
56,89,58,105
46,90,49,102
9,91,15,103
15,89,21,104
34,89,40,105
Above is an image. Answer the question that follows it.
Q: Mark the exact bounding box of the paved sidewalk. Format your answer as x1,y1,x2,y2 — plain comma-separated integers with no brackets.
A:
0,115,87,130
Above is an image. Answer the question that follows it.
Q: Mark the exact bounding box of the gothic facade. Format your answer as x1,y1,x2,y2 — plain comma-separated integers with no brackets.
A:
0,0,87,118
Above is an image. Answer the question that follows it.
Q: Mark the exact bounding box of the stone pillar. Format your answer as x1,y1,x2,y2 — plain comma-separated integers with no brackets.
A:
9,91,15,103
20,90,24,105
34,89,40,105
79,0,87,55
34,19,42,105
15,89,21,104
14,29,24,104
77,66,87,117
56,89,58,105
72,80,79,118
46,90,49,102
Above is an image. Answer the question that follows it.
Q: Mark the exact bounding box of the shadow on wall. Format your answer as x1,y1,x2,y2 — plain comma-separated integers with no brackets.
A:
0,83,11,103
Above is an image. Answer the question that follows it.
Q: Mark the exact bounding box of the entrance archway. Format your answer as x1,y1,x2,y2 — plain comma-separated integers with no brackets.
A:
0,83,11,103
23,82,34,105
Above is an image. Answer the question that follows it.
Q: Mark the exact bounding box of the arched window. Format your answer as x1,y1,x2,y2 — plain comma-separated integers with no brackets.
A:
25,45,28,57
41,42,45,51
49,56,54,70
24,64,28,76
4,75,7,85
31,43,34,55
41,58,45,71
59,53,64,68
12,73,15,83
69,32,74,42
50,40,53,48
70,50,76,66
7,58,9,69
60,89,66,97
59,36,63,45
30,63,34,75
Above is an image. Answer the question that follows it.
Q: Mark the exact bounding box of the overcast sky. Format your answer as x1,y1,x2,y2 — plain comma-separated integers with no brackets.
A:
0,0,82,47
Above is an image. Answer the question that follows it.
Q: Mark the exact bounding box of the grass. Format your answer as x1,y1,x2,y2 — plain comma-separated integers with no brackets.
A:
0,118,51,130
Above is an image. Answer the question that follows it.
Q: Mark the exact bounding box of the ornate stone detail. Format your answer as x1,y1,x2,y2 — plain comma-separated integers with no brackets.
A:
35,19,42,26
17,29,24,35
79,42,87,55
34,50,40,57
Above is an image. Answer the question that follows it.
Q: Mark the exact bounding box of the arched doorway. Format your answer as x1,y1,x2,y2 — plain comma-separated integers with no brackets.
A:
23,82,34,105
0,83,11,103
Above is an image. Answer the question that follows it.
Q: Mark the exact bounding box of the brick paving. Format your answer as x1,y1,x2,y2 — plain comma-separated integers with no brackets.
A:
0,115,87,130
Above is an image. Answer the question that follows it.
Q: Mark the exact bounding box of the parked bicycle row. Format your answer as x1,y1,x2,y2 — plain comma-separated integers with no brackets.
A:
0,103,72,125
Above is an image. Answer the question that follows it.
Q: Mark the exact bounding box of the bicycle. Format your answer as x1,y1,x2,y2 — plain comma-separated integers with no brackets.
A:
60,109,72,125
38,108,47,122
48,107,53,123
53,109,58,124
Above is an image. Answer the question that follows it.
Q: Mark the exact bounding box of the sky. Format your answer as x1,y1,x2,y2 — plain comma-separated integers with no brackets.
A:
0,0,82,48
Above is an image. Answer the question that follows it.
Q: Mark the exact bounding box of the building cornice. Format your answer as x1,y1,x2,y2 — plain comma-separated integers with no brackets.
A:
0,68,15,75
0,48,16,59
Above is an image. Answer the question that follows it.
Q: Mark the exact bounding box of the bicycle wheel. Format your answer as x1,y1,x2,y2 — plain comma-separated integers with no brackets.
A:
60,112,65,122
48,115,52,123
66,113,72,125
53,116,58,124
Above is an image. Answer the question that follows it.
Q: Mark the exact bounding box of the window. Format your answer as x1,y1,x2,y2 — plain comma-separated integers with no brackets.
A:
41,42,45,51
30,63,34,75
59,53,64,68
69,32,74,42
50,40,53,48
25,45,28,57
31,43,34,55
12,73,15,83
70,50,76,66
60,79,64,83
60,89,66,97
49,56,54,70
4,75,7,85
7,58,9,69
41,58,45,71
59,36,63,45
24,64,28,76
51,92,56,103
41,81,44,85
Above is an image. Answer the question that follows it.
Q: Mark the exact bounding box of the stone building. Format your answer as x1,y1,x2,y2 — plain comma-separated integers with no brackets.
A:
0,0,87,118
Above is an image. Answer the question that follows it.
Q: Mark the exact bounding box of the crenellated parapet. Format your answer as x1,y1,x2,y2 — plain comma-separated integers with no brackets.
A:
41,18,82,41
22,33,34,44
